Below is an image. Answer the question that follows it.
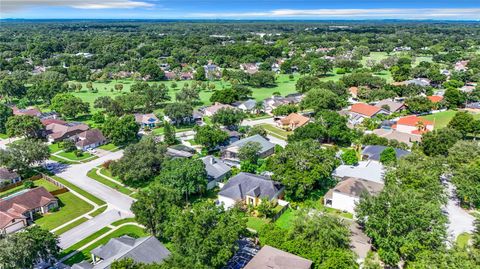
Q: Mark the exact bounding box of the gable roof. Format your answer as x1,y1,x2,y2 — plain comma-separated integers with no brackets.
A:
333,161,385,183
374,100,405,112
218,172,283,201
46,122,89,141
329,177,384,198
279,113,310,127
12,106,42,117
427,95,444,103
362,145,411,161
350,103,382,117
75,129,106,148
396,115,433,127
87,236,170,269
0,168,19,181
202,156,231,180
226,135,275,155
41,118,67,126
204,103,234,114
244,245,312,269
134,113,159,124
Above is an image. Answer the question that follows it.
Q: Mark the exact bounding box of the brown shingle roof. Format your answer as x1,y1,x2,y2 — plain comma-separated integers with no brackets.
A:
0,168,19,181
244,245,312,269
46,122,89,141
279,113,310,128
331,177,384,198
75,129,106,148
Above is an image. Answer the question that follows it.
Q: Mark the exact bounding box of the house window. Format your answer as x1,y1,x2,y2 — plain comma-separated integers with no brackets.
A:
248,197,255,205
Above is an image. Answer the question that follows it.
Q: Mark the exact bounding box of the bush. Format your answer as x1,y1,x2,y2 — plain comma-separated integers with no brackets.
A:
74,150,84,157
341,149,359,165
23,180,34,189
336,68,346,74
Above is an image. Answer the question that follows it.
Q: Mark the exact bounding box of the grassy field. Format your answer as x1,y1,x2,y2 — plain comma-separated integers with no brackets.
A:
98,143,119,151
56,151,96,162
420,110,480,129
246,216,270,232
274,208,295,230
457,232,472,248
87,168,133,196
35,192,93,231
256,123,291,140
0,178,60,198
48,143,63,154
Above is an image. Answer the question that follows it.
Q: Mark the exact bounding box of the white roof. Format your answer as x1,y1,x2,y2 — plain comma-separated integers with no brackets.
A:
333,160,385,184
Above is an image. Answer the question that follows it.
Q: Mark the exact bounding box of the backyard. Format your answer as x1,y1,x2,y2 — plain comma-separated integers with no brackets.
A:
420,110,480,129
255,123,292,140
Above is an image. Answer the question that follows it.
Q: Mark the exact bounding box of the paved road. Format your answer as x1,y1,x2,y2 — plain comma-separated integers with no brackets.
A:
48,150,136,249
444,181,475,242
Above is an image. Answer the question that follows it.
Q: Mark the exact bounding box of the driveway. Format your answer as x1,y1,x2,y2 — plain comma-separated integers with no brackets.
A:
48,150,136,249
0,137,21,149
444,181,475,242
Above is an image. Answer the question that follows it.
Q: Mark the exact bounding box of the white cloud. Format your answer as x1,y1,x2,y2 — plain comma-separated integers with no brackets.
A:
1,0,154,12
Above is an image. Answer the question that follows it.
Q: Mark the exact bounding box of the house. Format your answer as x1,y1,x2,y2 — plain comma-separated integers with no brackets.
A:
180,72,194,80
134,113,160,129
202,156,231,190
347,103,389,125
46,122,90,143
349,86,358,99
276,113,310,130
374,99,406,113
164,71,177,80
333,160,385,184
244,245,313,269
0,187,58,234
406,78,431,87
75,129,107,150
233,99,257,113
166,147,194,158
222,135,275,163
12,106,42,117
222,128,241,144
393,115,434,135
324,177,384,214
427,95,444,103
204,64,220,79
203,102,235,117
361,145,411,162
41,118,67,127
455,60,469,72
72,235,170,269
217,172,284,209
263,95,302,115
372,129,422,147
0,168,21,187
240,63,260,74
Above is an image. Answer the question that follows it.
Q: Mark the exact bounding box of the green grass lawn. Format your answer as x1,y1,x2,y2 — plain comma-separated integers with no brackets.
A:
61,227,112,263
98,168,121,183
49,155,78,165
35,192,94,231
420,110,480,129
34,178,62,192
0,184,25,198
246,216,270,232
57,151,96,162
0,133,9,139
54,217,89,235
87,168,133,196
457,232,472,248
50,175,106,206
48,143,63,154
89,205,108,217
256,123,291,140
98,143,119,151
274,208,295,230
111,218,136,226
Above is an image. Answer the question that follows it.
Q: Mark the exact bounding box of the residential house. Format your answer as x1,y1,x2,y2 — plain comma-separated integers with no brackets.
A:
221,128,241,144
240,63,260,74
72,235,170,269
406,78,431,87
180,72,194,80
0,168,21,187
276,113,310,130
46,122,90,143
244,245,313,269
455,60,469,72
333,160,385,184
41,118,67,127
372,129,421,147
263,95,302,115
0,187,58,235
164,71,177,80
74,129,107,150
349,86,359,100
217,172,284,209
347,103,389,125
374,99,406,113
393,46,412,52
362,145,411,161
393,115,434,135
135,113,160,129
324,177,384,214
427,95,444,103
222,135,275,163
202,156,231,190
166,145,195,158
204,64,220,79
233,99,257,113
12,106,42,117
203,102,234,117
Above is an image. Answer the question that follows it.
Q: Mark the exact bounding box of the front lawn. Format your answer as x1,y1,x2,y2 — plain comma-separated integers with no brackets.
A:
48,143,63,154
274,208,295,230
57,151,96,161
87,168,133,196
98,143,119,151
98,168,121,183
256,123,291,140
35,192,94,231
50,175,106,206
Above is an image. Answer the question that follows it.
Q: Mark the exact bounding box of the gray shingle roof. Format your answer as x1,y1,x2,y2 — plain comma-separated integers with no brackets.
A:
0,168,19,181
226,135,274,155
202,156,231,181
218,172,283,201
361,145,411,161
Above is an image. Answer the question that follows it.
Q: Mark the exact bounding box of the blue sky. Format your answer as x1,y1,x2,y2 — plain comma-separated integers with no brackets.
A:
2,0,480,20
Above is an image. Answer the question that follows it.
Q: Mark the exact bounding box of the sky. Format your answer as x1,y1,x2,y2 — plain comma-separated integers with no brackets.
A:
1,0,480,20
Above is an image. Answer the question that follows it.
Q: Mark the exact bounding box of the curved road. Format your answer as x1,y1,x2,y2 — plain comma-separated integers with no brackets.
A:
48,150,135,249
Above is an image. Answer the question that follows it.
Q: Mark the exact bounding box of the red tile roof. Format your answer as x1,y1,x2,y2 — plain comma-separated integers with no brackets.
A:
397,115,433,127
427,95,444,103
350,103,382,117
41,119,67,126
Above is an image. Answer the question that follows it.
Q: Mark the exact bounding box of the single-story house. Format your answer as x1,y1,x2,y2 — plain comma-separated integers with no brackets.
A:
222,128,241,144
427,95,444,103
406,78,431,87
347,103,389,125
222,135,275,163
218,172,284,209
233,99,257,113
46,122,90,143
0,187,58,235
134,113,160,129
349,86,358,99
361,145,411,161
166,145,195,158
72,235,170,269
372,129,422,147
393,115,434,135
240,63,260,74
324,177,384,214
374,99,406,113
244,245,313,269
41,118,67,127
75,129,107,150
455,60,469,72
276,113,310,130
0,168,21,187
333,160,385,184
203,103,235,117
202,156,231,190
12,106,42,117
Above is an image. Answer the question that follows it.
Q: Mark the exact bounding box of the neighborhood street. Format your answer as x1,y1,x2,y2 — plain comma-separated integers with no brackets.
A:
48,150,136,249
444,181,475,242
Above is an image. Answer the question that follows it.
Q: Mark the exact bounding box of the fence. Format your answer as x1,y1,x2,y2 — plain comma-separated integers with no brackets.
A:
40,173,66,189
0,175,42,193
271,199,290,222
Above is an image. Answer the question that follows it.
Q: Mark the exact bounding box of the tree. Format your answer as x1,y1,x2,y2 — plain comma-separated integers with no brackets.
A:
256,198,274,218
163,102,193,125
175,86,200,104
139,59,165,80
447,141,480,170
28,71,67,103
341,149,358,165
114,83,124,92
194,66,206,81
447,111,474,138
6,115,43,138
0,226,59,269
110,136,167,186
163,121,177,145
405,96,433,114
0,139,50,172
156,158,207,202
193,125,228,150
0,76,27,101
444,87,466,108
311,58,333,75
130,82,170,110
272,104,298,116
165,201,246,268
246,125,267,138
50,93,90,119
421,128,462,157
300,88,341,113
452,159,480,208
379,147,397,165
94,96,124,116
131,183,183,239
0,104,13,134
211,108,245,128
268,140,338,200
238,141,262,164
102,115,140,146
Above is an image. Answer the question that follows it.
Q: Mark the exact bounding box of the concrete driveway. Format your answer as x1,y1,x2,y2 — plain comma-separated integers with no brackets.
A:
49,150,136,249
444,181,475,242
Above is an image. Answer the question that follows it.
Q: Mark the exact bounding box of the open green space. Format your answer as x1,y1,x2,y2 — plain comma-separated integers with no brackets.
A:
0,178,60,198
256,123,291,140
56,151,96,162
420,110,480,129
49,155,78,165
87,168,133,196
48,143,63,154
50,175,106,206
246,216,270,232
274,208,296,230
98,143,119,151
35,192,93,231
54,217,89,235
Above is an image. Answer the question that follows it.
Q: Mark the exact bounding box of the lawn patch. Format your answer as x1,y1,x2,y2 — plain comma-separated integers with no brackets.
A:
246,216,270,232
111,218,137,226
54,217,89,235
98,143,119,151
457,232,472,248
57,151,96,162
87,168,133,196
275,208,296,230
89,205,108,217
50,175,106,206
255,123,291,140
34,178,62,192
